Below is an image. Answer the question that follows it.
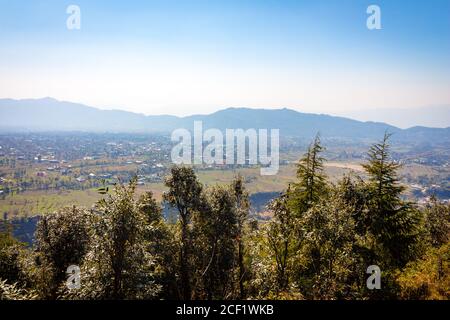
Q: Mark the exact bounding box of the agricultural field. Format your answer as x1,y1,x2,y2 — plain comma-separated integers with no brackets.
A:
2,156,448,219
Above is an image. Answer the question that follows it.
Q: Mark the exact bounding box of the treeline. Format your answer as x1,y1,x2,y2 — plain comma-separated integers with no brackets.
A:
0,134,448,300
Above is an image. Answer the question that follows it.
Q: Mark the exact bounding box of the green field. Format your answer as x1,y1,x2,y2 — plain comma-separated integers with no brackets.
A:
0,161,365,218
1,161,448,219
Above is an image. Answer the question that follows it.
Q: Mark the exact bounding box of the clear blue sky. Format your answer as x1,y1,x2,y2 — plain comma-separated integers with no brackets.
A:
0,0,449,118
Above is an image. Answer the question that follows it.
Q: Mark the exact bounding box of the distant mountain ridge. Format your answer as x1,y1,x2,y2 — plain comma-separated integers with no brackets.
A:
0,98,449,143
341,105,450,129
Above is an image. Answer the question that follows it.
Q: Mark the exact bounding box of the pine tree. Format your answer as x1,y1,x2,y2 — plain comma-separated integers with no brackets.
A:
363,133,423,268
337,174,371,236
289,134,327,216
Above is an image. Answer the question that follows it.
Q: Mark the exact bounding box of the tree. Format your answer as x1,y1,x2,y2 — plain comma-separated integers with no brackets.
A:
363,133,424,268
289,134,327,216
0,221,29,290
74,179,160,299
266,192,297,293
34,206,90,299
334,174,377,297
163,166,203,300
193,185,238,299
0,279,37,300
396,243,449,300
337,174,371,236
424,197,450,247
138,191,179,299
298,192,358,299
230,175,250,298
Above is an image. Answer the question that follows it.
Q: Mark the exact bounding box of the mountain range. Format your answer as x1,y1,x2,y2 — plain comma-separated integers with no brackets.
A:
0,98,449,143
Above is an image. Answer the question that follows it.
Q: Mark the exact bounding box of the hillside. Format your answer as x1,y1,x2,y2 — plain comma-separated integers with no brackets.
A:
0,98,449,143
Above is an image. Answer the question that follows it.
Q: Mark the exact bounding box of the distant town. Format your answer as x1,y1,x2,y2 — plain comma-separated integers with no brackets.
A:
0,132,448,223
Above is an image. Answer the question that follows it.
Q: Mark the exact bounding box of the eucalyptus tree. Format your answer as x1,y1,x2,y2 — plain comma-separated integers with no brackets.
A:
163,166,204,300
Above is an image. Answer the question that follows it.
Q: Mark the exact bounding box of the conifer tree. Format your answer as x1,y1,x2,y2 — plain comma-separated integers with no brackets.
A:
289,134,327,216
363,133,423,268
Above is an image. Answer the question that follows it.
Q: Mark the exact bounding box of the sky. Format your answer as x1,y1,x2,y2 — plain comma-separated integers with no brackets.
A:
0,0,449,124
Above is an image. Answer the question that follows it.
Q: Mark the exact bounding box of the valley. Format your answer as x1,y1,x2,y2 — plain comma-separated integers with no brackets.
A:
1,132,448,222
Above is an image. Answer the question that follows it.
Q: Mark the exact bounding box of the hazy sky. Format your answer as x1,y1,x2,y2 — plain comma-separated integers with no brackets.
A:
0,0,449,119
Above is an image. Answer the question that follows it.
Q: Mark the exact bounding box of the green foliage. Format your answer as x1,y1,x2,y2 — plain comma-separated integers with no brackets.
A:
164,166,204,299
164,166,204,222
0,135,447,300
230,175,250,299
0,279,37,300
363,133,425,268
246,222,282,299
0,221,18,248
138,191,179,299
266,193,297,293
0,221,27,286
288,134,328,216
193,185,238,299
73,179,161,299
34,206,90,299
424,197,450,247
396,242,449,300
297,192,359,299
